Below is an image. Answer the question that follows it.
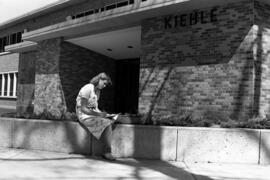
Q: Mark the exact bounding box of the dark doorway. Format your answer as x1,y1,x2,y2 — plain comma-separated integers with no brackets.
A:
115,58,140,114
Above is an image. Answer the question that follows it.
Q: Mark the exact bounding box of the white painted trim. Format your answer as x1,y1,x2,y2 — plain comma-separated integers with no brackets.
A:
1,75,5,97
7,73,10,97
0,96,17,99
13,73,17,97
0,52,11,56
5,41,38,53
0,71,18,74
0,72,18,98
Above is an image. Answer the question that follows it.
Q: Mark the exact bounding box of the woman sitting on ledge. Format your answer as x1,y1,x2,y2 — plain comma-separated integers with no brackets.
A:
76,72,116,161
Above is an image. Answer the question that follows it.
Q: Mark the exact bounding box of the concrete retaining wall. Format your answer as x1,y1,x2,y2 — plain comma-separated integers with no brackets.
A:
260,130,270,164
0,117,269,164
93,125,178,161
177,127,260,164
0,118,91,154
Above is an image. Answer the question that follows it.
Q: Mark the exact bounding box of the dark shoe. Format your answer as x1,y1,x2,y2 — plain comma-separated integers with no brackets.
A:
102,153,116,161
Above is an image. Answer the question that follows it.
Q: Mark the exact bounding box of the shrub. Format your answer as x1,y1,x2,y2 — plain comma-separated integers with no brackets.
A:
150,110,270,129
1,109,270,129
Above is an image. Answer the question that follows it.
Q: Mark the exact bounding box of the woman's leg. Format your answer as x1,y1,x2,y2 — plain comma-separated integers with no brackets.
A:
102,124,116,160
79,117,115,160
102,124,112,153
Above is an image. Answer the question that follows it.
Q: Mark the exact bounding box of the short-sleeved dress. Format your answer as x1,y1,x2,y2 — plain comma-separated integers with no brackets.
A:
76,83,113,140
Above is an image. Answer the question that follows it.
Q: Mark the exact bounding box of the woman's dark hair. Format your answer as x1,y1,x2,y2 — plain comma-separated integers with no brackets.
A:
90,72,112,86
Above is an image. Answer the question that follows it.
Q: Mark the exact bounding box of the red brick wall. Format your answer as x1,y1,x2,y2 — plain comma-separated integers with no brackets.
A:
16,51,36,116
139,1,255,123
59,41,116,113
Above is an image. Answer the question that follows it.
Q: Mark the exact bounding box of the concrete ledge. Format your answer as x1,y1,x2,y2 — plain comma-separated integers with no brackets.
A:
1,118,91,154
0,119,13,148
0,117,270,164
92,124,177,161
5,41,38,53
177,127,260,164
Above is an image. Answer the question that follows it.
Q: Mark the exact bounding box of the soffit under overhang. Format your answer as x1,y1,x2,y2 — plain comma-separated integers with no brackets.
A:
66,26,141,59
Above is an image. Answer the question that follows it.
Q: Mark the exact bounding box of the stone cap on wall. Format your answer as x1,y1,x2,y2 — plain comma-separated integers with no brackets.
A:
5,41,38,53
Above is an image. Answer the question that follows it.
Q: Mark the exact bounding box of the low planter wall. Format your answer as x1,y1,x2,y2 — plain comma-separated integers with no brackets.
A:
0,117,269,164
260,130,270,164
0,118,91,154
93,124,177,161
177,127,261,164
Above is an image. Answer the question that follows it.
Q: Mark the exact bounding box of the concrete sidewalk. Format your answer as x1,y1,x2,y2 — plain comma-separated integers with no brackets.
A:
0,148,269,180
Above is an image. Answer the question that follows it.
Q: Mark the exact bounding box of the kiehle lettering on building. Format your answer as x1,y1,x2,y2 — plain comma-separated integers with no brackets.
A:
164,8,218,29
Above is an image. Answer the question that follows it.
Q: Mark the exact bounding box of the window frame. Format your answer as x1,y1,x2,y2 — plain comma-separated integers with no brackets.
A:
0,31,23,52
0,71,18,99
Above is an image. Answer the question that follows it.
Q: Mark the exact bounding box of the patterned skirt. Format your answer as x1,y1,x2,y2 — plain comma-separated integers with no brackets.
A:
79,116,113,140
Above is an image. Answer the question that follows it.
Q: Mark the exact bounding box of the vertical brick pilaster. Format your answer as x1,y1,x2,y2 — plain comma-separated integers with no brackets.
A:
16,51,36,117
253,0,270,118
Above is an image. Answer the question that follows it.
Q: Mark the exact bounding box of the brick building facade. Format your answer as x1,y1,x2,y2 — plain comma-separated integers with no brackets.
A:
0,0,270,123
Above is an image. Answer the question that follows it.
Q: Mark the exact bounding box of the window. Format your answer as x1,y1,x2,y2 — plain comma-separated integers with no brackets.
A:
71,0,137,20
0,31,23,53
16,32,22,43
0,39,3,53
10,33,17,44
0,72,18,98
85,10,94,16
117,1,129,7
2,37,7,50
106,4,117,10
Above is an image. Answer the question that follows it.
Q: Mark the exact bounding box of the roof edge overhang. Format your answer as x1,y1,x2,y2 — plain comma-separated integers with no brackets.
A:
5,41,38,53
0,0,85,30
22,0,243,42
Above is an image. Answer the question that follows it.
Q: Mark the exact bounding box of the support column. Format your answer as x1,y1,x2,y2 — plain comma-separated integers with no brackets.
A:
33,38,67,119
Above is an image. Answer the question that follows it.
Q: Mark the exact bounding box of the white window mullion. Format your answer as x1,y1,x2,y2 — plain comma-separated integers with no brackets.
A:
1,74,5,96
13,73,17,97
7,73,10,97
0,72,18,98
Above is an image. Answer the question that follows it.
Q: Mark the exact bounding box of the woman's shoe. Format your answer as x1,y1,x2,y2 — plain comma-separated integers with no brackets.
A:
102,153,116,161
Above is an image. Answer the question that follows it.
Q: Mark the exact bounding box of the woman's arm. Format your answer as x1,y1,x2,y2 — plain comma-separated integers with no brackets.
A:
80,97,107,117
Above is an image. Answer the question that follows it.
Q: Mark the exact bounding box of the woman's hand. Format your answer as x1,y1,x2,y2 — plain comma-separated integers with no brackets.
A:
99,112,107,118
